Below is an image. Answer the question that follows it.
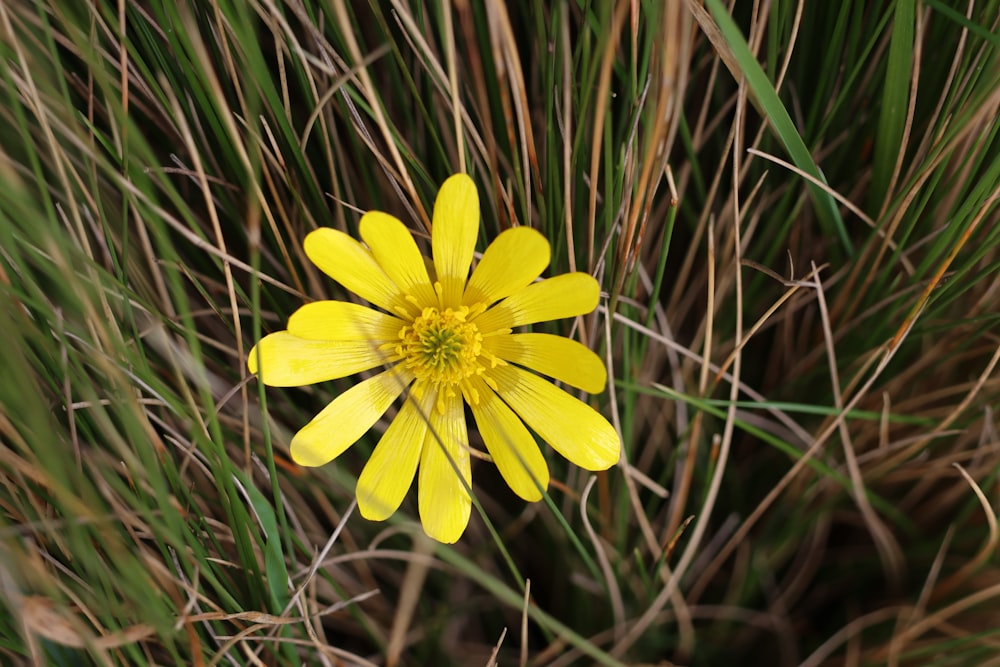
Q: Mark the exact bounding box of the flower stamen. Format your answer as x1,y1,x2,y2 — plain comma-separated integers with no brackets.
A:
397,307,485,397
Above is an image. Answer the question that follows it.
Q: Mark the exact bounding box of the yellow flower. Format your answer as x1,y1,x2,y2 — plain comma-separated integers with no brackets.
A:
249,174,620,543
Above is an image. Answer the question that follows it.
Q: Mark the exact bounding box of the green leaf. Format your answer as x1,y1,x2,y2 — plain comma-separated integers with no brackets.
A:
868,0,916,210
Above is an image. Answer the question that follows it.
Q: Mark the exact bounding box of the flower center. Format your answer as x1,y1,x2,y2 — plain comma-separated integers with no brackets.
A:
396,306,483,387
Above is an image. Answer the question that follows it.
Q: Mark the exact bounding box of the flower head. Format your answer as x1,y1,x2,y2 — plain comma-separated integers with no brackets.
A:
249,174,620,543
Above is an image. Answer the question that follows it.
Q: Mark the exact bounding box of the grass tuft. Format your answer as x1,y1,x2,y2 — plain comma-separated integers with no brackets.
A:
1,1,998,664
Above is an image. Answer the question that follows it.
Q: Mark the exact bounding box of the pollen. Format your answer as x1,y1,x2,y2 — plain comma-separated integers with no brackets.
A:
396,306,485,389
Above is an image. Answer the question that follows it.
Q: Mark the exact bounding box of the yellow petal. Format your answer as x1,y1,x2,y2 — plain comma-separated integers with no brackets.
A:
289,368,412,467
464,227,549,307
287,300,404,341
488,365,619,470
418,391,472,543
467,376,548,501
359,212,437,306
248,331,385,386
432,174,480,306
356,384,433,521
485,333,607,394
304,228,412,316
473,272,600,333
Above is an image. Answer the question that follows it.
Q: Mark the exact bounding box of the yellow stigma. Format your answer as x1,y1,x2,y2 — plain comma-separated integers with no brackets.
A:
397,306,484,388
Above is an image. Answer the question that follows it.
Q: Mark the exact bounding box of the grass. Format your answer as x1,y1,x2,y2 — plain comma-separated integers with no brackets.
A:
1,1,999,665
